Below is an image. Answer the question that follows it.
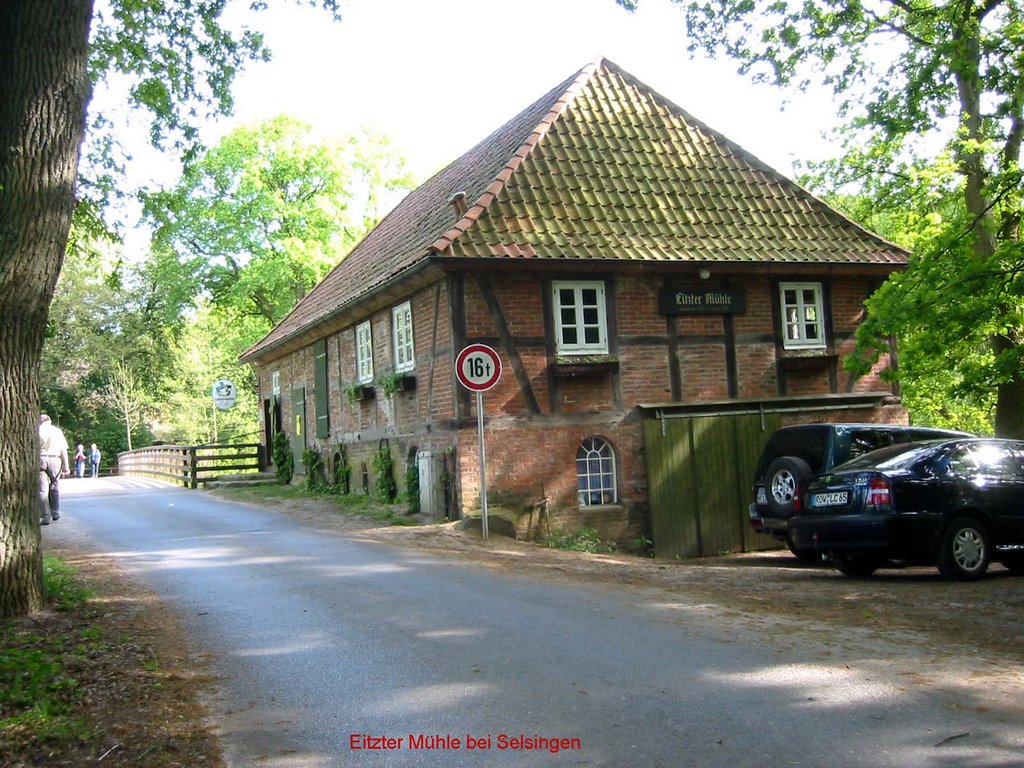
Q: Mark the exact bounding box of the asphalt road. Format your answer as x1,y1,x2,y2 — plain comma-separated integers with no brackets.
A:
48,477,1024,767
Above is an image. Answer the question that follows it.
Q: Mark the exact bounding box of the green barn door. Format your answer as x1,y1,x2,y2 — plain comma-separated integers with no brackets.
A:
690,415,744,556
645,417,701,559
291,387,306,472
646,412,782,558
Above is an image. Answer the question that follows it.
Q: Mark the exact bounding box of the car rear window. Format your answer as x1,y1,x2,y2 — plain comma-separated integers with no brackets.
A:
837,428,892,463
955,443,1024,478
759,427,830,474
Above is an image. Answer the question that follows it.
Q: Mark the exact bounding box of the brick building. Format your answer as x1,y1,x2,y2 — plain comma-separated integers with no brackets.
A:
239,59,908,553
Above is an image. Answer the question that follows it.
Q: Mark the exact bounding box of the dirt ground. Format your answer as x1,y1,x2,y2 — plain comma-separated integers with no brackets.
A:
9,489,1023,766
2,542,224,768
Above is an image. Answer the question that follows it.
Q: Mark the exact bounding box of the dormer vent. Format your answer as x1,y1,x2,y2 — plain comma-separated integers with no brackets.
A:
448,191,468,219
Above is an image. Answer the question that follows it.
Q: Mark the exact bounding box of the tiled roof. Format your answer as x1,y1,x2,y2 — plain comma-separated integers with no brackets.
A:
241,58,906,363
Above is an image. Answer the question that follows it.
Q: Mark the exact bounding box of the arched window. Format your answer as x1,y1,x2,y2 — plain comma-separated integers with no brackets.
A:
576,437,617,506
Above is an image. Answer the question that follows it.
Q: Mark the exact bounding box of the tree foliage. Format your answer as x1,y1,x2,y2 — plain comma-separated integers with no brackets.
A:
808,155,997,432
143,117,413,328
40,117,414,462
157,304,260,444
626,0,1024,434
79,0,341,225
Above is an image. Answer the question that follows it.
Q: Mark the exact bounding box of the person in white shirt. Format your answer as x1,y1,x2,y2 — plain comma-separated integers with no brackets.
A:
39,413,69,525
89,443,101,478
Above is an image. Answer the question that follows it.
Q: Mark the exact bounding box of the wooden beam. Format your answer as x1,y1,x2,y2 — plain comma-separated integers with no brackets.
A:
473,273,541,414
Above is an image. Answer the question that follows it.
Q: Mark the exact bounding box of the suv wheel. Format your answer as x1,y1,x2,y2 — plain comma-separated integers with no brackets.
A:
937,517,990,581
765,456,812,517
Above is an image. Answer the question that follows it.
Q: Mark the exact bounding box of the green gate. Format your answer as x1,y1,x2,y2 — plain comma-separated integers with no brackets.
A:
291,387,306,472
644,412,782,559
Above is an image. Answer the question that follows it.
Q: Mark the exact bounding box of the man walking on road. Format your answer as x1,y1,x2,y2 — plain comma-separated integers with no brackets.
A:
39,413,69,525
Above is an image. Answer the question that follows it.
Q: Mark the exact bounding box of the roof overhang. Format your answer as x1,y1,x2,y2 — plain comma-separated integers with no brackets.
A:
433,255,905,278
239,258,446,367
638,392,902,419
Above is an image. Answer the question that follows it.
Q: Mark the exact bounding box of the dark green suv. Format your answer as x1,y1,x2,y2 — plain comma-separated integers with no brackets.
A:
749,423,971,559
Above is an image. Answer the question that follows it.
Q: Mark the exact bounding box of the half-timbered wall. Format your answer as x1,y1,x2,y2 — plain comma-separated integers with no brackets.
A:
256,266,898,547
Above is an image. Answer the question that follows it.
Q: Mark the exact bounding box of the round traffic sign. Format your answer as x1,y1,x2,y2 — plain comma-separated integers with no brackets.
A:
455,344,502,392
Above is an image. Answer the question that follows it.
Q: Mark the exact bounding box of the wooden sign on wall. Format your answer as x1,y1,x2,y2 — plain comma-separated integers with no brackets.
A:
659,289,746,315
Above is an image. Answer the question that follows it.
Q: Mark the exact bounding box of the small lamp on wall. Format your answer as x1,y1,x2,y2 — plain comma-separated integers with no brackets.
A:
699,268,711,280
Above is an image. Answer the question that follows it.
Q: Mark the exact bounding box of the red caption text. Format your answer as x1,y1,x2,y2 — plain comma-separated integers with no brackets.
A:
350,733,581,754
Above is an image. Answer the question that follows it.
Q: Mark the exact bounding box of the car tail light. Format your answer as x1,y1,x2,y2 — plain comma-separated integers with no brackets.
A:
866,477,892,510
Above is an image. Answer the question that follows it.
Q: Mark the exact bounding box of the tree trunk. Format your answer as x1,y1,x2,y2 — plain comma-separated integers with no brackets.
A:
952,18,1024,437
125,405,133,451
0,1,94,618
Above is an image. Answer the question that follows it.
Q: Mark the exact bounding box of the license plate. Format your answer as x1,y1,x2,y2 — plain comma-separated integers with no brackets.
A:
756,487,767,504
811,491,849,507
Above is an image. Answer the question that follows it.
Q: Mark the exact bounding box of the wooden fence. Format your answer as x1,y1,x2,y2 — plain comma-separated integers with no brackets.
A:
117,442,265,488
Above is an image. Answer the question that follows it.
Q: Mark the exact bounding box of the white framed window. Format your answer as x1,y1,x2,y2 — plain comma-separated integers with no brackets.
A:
577,437,617,506
355,321,373,383
392,301,415,372
779,282,826,349
552,281,608,354
271,371,280,396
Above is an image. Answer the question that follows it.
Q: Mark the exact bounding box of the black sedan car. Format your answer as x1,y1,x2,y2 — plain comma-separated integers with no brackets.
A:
789,437,1024,580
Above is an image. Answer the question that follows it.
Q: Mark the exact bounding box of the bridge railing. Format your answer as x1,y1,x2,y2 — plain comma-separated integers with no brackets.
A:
117,441,265,489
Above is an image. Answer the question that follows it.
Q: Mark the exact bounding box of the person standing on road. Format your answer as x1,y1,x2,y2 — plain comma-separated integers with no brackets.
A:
39,414,70,525
89,443,101,478
74,444,86,478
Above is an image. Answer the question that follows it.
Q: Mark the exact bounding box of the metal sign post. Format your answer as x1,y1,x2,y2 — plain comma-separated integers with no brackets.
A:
455,344,502,540
475,390,488,539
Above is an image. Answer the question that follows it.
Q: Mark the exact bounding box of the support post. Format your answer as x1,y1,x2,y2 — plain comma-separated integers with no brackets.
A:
476,391,489,540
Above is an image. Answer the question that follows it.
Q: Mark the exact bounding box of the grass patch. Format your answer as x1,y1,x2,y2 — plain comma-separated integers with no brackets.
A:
0,557,97,744
2,552,224,766
212,483,420,526
543,527,618,554
43,555,95,611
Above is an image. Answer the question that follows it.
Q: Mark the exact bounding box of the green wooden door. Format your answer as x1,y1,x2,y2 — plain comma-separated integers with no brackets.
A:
645,412,782,558
291,387,306,472
646,417,700,559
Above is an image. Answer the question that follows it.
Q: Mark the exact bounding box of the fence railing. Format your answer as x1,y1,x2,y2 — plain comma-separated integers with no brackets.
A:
117,442,265,489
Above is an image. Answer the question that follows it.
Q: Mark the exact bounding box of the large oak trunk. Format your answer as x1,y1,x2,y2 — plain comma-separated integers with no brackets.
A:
0,0,94,618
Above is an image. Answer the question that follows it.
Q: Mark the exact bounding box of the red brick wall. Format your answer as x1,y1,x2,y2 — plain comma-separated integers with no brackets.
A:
777,402,908,428
456,418,649,543
736,344,777,398
620,346,671,403
734,276,774,336
679,345,730,401
617,276,664,336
